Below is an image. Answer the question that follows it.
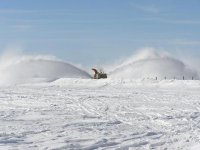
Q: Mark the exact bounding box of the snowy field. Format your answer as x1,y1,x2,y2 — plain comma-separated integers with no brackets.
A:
0,79,200,150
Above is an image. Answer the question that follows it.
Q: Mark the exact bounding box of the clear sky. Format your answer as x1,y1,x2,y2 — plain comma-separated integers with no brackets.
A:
0,0,200,66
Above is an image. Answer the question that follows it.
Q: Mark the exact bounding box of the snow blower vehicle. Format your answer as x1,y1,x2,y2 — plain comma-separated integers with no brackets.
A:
92,68,107,79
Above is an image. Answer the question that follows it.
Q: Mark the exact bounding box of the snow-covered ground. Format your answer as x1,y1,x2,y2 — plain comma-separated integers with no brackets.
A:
0,79,200,150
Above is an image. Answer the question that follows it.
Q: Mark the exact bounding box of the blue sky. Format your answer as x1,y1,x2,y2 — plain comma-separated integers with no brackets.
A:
0,0,200,66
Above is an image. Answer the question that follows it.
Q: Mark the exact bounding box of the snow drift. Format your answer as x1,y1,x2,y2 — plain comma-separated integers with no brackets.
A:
0,53,91,85
109,48,199,80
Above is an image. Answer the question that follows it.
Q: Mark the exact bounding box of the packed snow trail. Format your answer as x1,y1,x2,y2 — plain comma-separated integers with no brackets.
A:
0,79,200,149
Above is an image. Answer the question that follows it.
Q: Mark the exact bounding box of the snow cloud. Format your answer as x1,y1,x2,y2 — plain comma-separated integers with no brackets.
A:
109,48,199,80
0,51,91,85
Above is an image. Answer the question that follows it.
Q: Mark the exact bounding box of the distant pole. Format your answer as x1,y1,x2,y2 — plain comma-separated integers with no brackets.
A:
192,76,194,80
165,76,166,80
183,76,184,80
156,77,157,80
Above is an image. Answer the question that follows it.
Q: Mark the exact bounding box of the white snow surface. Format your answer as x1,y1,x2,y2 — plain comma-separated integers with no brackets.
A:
0,78,200,150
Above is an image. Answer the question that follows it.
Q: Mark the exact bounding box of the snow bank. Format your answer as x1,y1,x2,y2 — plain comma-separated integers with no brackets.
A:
109,48,199,80
0,53,91,85
51,78,200,90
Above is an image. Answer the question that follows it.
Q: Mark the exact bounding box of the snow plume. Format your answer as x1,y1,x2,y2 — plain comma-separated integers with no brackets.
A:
0,52,91,85
109,48,199,80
